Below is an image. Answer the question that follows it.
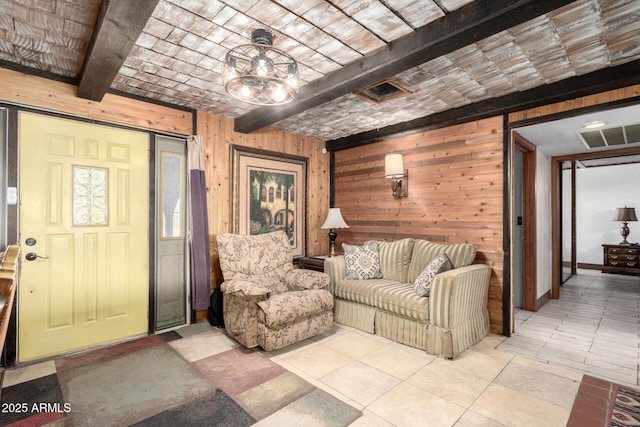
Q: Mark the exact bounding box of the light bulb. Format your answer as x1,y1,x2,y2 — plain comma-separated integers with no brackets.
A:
240,85,250,98
272,86,285,102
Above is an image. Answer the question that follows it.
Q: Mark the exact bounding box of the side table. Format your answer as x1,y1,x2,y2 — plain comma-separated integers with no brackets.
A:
602,244,640,275
295,255,331,272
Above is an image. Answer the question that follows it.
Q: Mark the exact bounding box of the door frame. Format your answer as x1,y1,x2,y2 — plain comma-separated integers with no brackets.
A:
512,133,537,315
2,105,190,366
551,144,640,299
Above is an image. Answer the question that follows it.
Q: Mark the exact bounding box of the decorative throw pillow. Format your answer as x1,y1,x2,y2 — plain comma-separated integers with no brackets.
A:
414,253,452,297
343,241,383,280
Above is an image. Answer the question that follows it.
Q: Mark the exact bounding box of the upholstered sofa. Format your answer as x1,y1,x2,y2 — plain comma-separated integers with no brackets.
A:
324,238,491,358
216,231,334,351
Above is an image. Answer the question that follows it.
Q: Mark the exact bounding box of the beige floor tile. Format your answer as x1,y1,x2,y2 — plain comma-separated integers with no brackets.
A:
493,362,580,409
168,331,238,362
278,343,353,379
320,361,401,407
454,410,508,427
511,355,583,382
3,360,57,387
359,343,433,379
348,409,395,427
407,358,490,407
448,348,510,382
368,382,466,427
323,331,385,359
470,383,570,427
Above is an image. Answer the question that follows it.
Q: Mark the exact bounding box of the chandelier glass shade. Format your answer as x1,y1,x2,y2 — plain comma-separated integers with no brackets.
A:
222,29,299,106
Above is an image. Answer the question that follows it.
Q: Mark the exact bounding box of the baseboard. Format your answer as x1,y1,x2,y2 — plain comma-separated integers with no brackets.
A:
577,263,601,270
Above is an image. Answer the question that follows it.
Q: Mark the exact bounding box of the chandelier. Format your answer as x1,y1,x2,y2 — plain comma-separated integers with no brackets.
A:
222,29,300,106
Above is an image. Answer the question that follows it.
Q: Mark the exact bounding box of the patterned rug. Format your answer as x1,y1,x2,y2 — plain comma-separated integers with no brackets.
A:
1,328,362,426
611,386,640,427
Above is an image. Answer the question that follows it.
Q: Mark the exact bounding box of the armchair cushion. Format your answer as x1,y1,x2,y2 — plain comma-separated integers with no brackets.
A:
285,269,330,291
220,280,271,297
343,241,383,279
257,289,334,328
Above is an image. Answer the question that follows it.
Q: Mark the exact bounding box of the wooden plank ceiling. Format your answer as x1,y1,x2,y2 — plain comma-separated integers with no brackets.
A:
0,0,639,148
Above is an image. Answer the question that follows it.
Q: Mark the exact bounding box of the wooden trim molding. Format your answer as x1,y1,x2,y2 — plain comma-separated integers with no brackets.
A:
514,132,537,312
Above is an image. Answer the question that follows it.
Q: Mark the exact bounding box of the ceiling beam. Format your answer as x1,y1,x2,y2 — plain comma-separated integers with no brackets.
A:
233,0,576,134
77,0,159,102
326,59,640,151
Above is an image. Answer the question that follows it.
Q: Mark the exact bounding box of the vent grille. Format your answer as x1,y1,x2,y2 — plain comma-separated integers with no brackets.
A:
355,80,410,103
580,124,640,149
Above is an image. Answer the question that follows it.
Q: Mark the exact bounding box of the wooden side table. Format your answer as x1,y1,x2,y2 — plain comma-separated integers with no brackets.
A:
295,255,331,272
602,244,640,275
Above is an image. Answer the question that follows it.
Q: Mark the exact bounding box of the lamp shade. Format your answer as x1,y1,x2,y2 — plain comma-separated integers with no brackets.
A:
385,153,404,178
614,207,638,222
321,208,349,229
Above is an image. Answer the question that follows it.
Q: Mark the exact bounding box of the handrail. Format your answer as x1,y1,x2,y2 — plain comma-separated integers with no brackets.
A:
0,245,21,393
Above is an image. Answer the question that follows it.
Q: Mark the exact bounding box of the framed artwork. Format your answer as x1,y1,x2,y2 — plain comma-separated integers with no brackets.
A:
231,145,307,257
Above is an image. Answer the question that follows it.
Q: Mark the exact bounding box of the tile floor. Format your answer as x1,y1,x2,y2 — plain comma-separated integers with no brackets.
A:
3,269,638,426
498,269,640,387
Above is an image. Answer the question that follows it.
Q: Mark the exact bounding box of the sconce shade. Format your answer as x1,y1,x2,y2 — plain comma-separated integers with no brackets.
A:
321,208,349,229
614,207,638,222
385,153,405,178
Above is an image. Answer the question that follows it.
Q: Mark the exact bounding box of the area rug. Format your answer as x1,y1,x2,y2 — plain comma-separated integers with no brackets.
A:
610,385,640,427
1,330,362,426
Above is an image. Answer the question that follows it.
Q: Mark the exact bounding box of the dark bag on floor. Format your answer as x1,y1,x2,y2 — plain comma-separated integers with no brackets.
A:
208,287,225,328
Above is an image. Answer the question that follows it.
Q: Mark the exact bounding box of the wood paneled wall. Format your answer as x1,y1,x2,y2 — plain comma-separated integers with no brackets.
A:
196,111,331,287
509,84,640,122
0,68,192,135
333,117,505,334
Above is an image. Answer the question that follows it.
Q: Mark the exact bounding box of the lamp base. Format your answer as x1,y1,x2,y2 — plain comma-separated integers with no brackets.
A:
620,222,631,245
328,229,337,256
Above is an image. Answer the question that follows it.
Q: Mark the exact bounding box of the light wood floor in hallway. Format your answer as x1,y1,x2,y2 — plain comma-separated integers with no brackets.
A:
498,269,640,387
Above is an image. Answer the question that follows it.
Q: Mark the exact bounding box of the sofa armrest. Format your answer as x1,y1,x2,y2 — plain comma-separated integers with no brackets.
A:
220,280,271,298
285,269,330,291
324,256,346,294
428,264,491,330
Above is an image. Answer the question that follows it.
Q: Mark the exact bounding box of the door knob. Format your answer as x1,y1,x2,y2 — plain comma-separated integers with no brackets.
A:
25,252,48,261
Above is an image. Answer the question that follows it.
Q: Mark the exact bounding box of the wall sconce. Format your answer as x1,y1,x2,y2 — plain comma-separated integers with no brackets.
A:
614,206,638,245
385,153,408,198
321,208,349,256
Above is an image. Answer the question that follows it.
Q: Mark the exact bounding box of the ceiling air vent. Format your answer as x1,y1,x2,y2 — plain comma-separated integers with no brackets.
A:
355,80,410,103
579,123,640,149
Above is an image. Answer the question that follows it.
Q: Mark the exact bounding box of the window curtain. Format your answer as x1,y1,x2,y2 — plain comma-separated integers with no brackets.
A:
187,135,211,311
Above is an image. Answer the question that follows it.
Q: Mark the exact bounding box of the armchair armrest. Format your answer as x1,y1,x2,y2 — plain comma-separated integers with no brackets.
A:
324,256,346,295
285,269,330,291
428,264,491,330
220,280,271,298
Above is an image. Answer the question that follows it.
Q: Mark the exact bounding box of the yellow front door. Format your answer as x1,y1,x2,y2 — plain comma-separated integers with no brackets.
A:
18,112,149,362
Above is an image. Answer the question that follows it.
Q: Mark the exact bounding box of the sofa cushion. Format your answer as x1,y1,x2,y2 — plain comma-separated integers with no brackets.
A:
334,279,397,306
374,282,429,321
257,289,333,328
407,240,477,283
343,241,383,279
414,253,452,297
378,238,415,282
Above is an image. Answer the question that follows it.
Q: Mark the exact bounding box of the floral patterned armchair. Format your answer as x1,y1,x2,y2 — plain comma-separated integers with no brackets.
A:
216,231,334,351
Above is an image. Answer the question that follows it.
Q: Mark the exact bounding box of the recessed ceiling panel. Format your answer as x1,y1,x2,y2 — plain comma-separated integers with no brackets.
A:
580,131,606,148
601,127,626,145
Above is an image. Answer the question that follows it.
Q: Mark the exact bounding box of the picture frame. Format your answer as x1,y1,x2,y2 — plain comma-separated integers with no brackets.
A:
230,145,307,257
